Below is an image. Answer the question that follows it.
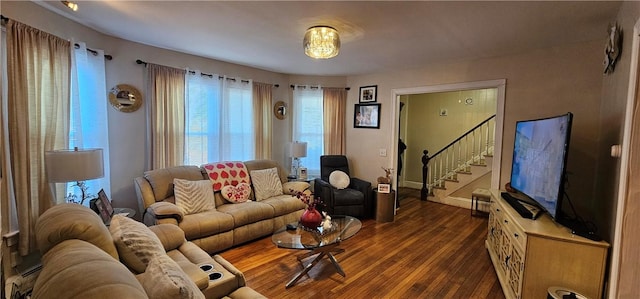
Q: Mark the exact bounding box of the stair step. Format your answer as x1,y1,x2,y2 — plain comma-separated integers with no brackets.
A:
432,185,446,190
456,171,472,175
470,163,486,167
444,178,459,183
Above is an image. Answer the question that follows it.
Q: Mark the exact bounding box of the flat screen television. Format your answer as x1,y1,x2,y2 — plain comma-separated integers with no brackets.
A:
509,112,573,221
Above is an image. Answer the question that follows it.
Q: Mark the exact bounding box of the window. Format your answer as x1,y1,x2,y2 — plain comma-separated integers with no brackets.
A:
185,73,254,165
68,42,111,203
292,87,324,176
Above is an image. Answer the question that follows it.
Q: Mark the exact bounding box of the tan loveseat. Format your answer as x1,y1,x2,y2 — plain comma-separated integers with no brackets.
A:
134,159,307,254
32,203,265,299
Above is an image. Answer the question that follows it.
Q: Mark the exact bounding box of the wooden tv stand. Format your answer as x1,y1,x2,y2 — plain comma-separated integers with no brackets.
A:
485,189,609,299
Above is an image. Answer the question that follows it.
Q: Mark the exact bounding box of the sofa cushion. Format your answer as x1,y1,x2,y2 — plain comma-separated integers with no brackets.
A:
144,166,205,202
329,170,350,189
137,254,205,299
260,194,307,217
202,161,250,192
173,179,216,215
221,183,251,203
110,215,166,273
249,167,283,201
178,210,235,240
33,239,148,299
215,201,275,227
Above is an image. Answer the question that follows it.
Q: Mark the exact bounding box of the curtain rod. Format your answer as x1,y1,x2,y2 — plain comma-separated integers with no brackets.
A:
0,15,112,61
136,59,278,87
74,43,112,60
290,84,350,91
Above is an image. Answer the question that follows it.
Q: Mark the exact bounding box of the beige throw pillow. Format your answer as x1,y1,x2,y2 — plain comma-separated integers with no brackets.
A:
109,215,166,274
137,254,205,299
173,179,216,215
249,167,283,201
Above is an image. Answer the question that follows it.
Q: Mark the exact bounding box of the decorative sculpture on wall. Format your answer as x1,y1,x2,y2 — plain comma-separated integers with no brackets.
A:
604,23,622,75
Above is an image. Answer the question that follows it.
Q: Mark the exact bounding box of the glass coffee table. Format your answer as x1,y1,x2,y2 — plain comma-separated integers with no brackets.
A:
272,215,362,288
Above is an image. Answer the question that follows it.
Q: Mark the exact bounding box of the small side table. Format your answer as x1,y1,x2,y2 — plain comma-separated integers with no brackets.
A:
471,188,491,217
374,189,395,223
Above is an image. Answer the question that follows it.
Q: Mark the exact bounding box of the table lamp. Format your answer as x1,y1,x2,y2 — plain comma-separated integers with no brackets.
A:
289,141,307,179
45,147,104,205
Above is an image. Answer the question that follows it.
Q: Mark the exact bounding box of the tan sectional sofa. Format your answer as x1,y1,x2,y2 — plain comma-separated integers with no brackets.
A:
32,203,265,299
134,159,307,254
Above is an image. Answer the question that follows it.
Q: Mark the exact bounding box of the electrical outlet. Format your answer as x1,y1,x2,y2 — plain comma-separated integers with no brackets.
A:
379,148,387,157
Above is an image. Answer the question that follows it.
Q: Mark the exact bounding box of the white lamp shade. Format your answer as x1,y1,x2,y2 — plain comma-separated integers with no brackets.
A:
290,142,307,158
45,148,104,182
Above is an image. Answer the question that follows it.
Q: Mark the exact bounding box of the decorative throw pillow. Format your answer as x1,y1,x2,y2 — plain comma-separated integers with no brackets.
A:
202,161,250,192
173,179,215,215
137,254,205,299
109,215,166,274
249,167,283,201
329,170,350,189
221,183,252,203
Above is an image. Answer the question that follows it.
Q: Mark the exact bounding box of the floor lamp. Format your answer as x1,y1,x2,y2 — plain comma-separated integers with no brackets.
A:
289,142,307,179
45,147,104,205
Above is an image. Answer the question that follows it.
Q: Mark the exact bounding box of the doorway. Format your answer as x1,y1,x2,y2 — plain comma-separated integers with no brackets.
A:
390,79,506,193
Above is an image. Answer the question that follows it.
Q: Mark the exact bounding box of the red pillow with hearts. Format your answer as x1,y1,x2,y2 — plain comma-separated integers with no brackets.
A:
221,183,251,203
202,161,250,192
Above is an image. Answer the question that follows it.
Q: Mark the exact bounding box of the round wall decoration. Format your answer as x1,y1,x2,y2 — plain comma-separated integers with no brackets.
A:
273,101,287,120
108,84,143,112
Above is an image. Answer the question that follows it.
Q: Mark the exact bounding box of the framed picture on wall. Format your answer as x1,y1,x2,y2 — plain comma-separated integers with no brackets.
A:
354,103,381,129
359,85,377,103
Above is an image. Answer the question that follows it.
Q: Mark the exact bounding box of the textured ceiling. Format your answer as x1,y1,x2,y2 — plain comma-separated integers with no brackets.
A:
35,1,622,76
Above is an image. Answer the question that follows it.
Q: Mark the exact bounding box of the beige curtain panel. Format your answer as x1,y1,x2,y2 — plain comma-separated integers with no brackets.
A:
323,88,347,155
145,63,186,170
3,20,71,255
253,82,273,159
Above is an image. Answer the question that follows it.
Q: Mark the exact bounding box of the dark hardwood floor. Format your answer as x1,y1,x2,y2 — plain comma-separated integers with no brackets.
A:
220,188,505,298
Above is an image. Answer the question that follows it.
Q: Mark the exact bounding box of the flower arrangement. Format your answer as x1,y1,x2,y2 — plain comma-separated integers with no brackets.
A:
291,189,323,210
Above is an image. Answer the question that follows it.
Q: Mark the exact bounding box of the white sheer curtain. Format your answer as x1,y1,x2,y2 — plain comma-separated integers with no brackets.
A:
185,72,221,165
293,86,324,176
185,73,254,165
69,42,111,203
221,77,254,160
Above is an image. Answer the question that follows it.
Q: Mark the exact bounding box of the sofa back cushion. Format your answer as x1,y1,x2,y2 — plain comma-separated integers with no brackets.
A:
35,203,119,259
144,166,205,202
33,239,148,299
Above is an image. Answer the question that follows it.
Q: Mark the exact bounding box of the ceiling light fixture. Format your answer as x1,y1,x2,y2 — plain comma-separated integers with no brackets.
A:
61,1,78,12
303,26,340,59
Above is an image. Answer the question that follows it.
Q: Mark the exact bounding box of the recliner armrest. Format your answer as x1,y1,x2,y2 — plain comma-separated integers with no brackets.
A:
144,202,184,226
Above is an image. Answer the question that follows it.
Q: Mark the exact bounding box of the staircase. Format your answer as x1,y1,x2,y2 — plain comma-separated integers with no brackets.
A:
421,115,495,207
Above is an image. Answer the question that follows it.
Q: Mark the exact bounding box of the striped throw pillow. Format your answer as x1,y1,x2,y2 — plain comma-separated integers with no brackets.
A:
249,167,283,201
173,179,215,215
